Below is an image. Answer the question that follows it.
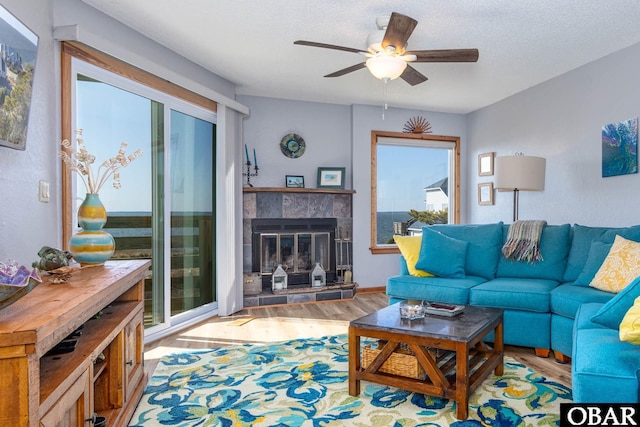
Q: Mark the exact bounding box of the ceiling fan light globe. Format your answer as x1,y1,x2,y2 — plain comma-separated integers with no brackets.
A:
366,55,407,80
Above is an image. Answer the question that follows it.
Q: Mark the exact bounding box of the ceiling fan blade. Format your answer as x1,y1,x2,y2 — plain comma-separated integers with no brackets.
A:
382,12,417,53
324,62,366,77
400,65,428,86
407,49,479,62
294,40,366,54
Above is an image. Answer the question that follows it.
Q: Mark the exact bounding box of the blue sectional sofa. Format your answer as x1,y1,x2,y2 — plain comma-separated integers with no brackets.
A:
386,222,640,402
572,301,640,402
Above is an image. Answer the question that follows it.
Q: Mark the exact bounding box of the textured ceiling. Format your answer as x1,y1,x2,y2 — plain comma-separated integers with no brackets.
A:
81,0,640,114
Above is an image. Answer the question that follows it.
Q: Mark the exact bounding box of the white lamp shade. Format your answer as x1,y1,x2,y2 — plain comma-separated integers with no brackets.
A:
366,55,407,80
495,155,546,191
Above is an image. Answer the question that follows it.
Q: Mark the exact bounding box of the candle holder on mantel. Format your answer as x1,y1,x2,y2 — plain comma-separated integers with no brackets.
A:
243,160,259,187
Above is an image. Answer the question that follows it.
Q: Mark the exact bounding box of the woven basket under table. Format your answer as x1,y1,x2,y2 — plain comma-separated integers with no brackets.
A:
361,341,439,380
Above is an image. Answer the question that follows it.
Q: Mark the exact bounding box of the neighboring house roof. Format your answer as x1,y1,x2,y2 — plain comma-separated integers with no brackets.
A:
407,221,428,232
424,177,448,197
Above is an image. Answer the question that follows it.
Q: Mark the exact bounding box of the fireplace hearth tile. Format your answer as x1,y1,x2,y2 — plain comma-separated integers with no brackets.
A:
243,193,257,218
317,290,341,301
288,293,315,304
256,193,282,218
243,296,260,307
309,194,333,218
283,193,310,218
259,294,288,306
242,283,357,308
242,245,252,272
333,194,352,217
341,289,354,299
243,219,252,244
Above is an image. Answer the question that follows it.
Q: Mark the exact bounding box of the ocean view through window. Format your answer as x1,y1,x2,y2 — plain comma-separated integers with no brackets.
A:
72,57,217,337
371,131,460,254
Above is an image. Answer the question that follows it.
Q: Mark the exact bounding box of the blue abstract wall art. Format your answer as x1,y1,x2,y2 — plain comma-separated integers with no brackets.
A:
602,117,638,177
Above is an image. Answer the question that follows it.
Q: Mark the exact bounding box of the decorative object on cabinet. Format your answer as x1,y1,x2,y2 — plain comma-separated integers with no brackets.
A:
317,167,346,189
478,152,494,176
59,129,143,263
58,129,143,194
68,193,116,265
402,116,432,134
602,117,638,178
478,182,494,205
0,260,42,310
280,133,306,158
32,246,73,271
286,175,305,188
0,5,38,150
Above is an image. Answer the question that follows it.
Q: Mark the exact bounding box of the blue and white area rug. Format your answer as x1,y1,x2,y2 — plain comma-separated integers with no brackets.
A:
129,335,572,426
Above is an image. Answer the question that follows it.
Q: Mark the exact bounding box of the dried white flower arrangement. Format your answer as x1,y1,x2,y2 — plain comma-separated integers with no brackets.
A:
58,129,143,194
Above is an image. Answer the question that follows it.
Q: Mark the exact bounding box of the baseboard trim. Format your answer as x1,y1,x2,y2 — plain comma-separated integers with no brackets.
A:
356,286,386,294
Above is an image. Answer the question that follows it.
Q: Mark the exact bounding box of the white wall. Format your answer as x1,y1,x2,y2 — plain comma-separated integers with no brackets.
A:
466,41,640,227
0,0,245,276
0,1,59,265
351,104,468,288
237,96,468,289
6,0,639,293
236,95,351,188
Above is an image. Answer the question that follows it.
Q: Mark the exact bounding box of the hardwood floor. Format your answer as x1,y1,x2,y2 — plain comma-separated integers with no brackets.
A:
144,292,572,388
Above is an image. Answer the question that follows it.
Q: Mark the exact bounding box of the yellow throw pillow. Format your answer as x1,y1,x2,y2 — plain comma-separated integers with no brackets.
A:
590,235,640,293
620,296,640,345
394,235,434,277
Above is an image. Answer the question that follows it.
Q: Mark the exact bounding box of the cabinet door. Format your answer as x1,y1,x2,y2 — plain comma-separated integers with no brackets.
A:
123,309,144,403
39,369,91,427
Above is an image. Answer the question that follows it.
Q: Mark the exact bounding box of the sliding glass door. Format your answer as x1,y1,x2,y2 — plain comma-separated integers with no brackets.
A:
169,110,216,317
74,60,217,334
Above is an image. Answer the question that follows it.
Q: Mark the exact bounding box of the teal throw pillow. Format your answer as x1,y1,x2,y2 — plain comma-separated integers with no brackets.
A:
591,275,640,329
574,241,612,286
415,227,468,279
563,224,622,282
598,226,640,244
430,222,503,279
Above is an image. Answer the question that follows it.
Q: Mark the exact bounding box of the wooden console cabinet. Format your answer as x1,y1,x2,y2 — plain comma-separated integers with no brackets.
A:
0,260,151,427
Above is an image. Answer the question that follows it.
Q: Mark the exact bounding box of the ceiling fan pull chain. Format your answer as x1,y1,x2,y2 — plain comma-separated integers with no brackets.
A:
381,79,389,120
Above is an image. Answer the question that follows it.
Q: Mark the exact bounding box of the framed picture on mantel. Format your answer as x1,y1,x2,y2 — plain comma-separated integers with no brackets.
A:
286,175,304,188
317,167,345,189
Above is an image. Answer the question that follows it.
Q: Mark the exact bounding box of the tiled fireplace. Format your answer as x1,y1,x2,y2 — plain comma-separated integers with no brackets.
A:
243,188,354,307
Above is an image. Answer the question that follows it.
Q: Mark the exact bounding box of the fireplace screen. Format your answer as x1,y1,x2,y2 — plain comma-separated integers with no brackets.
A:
252,218,337,288
260,232,330,275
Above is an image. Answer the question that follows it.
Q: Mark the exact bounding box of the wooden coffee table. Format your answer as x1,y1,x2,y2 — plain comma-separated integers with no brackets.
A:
348,303,503,419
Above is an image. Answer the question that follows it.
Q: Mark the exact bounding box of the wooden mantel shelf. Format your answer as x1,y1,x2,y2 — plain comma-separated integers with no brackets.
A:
243,187,355,195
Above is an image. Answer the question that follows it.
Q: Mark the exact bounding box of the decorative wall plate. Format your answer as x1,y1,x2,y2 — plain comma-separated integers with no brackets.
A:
280,133,306,158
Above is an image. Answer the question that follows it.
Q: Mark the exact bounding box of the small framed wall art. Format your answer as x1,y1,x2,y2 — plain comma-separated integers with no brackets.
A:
478,182,494,205
478,152,494,176
285,175,305,188
317,167,345,189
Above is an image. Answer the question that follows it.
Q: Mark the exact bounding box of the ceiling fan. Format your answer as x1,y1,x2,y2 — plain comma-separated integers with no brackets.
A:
294,12,479,86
